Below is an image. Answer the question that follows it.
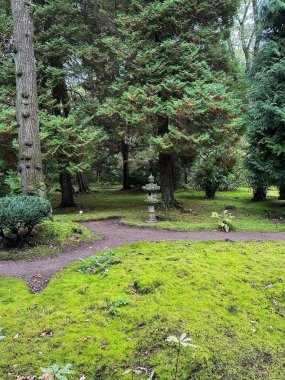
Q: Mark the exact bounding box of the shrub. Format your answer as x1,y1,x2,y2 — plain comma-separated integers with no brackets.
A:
0,196,52,247
190,148,238,198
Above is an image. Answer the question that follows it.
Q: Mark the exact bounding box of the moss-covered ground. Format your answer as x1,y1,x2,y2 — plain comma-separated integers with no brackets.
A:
52,187,285,232
0,241,284,379
0,220,97,261
1,187,284,261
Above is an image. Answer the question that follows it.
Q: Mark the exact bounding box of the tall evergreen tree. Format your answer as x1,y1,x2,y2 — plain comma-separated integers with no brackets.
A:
33,0,104,206
0,0,17,194
102,0,243,206
247,0,285,200
10,0,46,196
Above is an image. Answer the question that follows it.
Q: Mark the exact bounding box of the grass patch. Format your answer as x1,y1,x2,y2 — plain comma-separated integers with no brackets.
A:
50,187,285,232
0,220,98,261
0,241,284,379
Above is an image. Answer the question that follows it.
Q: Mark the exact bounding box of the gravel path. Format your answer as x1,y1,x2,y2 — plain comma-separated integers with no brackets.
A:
0,218,285,292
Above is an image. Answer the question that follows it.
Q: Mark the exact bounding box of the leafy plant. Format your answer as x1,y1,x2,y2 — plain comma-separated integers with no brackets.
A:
39,364,73,380
0,196,52,247
107,298,128,316
78,248,121,275
166,333,198,380
3,169,22,196
212,210,234,232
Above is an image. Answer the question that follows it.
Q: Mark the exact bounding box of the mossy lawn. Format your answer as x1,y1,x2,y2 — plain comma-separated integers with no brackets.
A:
0,241,284,379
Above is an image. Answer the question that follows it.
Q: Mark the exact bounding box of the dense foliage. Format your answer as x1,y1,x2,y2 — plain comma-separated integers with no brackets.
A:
247,0,285,199
0,0,248,206
0,0,284,205
100,0,244,204
0,196,51,246
191,147,239,198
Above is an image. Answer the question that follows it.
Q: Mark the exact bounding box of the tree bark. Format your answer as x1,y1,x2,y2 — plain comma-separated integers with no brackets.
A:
77,172,91,193
252,186,267,201
122,139,131,190
184,169,188,185
252,0,262,58
205,185,218,199
158,118,176,208
11,0,46,196
60,171,75,208
59,164,75,207
159,152,175,207
236,0,262,75
278,183,285,200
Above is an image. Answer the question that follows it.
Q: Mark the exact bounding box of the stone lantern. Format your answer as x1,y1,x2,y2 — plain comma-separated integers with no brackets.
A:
142,174,160,223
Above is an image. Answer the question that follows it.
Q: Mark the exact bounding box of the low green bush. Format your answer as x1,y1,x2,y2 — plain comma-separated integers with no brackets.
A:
0,196,52,247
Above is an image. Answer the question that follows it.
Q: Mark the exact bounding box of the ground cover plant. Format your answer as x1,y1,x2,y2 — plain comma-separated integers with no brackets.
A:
0,240,284,379
0,219,97,261
51,187,285,233
78,249,121,275
1,186,283,261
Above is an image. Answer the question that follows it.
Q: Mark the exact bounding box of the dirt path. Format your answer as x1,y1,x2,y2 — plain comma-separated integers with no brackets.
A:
1,218,285,292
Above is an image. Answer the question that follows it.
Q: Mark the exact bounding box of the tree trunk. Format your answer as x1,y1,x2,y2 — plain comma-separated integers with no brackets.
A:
11,0,45,196
50,58,71,117
278,183,285,200
158,118,176,208
122,140,131,190
252,186,267,201
77,172,91,193
159,152,175,207
172,154,181,191
60,171,75,208
184,169,188,185
49,59,76,207
252,0,262,58
205,185,218,199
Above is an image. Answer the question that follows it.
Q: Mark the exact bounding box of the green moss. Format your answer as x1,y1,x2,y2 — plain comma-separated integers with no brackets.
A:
37,219,91,245
0,241,284,379
0,220,98,261
50,187,285,233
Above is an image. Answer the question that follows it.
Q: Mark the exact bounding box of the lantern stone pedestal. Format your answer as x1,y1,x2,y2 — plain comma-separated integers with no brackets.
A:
142,174,160,224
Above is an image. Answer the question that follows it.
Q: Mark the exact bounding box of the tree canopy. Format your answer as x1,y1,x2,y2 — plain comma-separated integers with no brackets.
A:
246,0,285,198
0,0,284,205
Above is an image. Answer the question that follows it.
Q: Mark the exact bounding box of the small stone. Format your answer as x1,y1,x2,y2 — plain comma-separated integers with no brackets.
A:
225,205,237,210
